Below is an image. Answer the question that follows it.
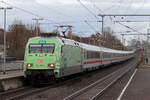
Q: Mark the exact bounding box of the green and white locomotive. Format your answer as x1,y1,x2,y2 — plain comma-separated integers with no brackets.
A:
24,37,134,82
24,37,83,82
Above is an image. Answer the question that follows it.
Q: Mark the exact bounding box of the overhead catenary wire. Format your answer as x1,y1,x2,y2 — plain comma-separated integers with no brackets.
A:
88,0,104,13
1,0,104,30
82,0,115,24
76,0,99,19
34,2,75,19
0,1,43,18
86,0,114,22
115,20,150,22
0,1,61,25
116,21,142,34
84,20,100,34
115,20,147,33
76,0,103,36
82,0,116,33
35,0,103,34
78,0,112,37
40,20,101,24
115,20,148,44
1,0,104,37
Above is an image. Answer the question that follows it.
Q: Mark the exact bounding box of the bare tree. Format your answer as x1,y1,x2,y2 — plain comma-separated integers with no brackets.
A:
7,20,36,60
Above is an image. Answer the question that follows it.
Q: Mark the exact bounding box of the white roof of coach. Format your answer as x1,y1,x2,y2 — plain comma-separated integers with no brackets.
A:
59,38,134,54
79,43,103,52
79,42,133,54
29,37,134,54
46,37,134,54
61,38,78,46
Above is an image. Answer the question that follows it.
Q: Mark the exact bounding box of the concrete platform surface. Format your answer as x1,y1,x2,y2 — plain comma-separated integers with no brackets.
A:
0,71,24,91
0,71,23,80
122,67,150,100
0,61,24,72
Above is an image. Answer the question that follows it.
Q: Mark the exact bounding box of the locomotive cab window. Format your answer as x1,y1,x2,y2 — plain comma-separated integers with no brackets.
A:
29,44,55,53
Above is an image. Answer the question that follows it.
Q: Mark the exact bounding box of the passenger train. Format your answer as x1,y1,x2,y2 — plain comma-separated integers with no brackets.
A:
24,37,135,82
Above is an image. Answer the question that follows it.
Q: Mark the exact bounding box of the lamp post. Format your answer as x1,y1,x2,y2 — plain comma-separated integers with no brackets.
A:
0,7,12,74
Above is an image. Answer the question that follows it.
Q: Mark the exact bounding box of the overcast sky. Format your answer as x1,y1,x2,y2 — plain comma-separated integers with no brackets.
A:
1,0,150,44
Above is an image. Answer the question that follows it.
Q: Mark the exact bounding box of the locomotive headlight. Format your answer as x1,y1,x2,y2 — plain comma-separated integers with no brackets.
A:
26,63,33,67
48,64,55,68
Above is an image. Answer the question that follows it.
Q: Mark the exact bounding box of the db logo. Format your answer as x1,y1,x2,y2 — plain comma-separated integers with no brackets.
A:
37,59,43,64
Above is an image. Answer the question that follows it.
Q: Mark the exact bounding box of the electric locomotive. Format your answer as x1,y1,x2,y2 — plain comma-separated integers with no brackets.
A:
24,37,83,82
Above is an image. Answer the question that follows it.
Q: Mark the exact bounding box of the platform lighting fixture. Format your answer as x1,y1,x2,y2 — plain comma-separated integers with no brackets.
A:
0,7,13,74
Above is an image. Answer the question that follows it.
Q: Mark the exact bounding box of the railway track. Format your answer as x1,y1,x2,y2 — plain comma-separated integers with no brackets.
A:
0,86,31,100
0,76,81,100
0,59,138,100
0,84,57,100
63,59,139,100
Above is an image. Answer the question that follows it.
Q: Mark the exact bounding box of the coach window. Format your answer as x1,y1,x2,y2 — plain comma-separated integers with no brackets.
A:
96,52,100,58
105,53,107,58
95,52,98,58
92,52,94,58
103,52,107,58
105,52,108,58
84,50,86,58
87,51,91,59
102,52,105,58
92,51,94,58
114,53,116,57
111,53,114,58
111,53,113,58
113,53,115,57
110,53,112,58
105,53,108,58
104,52,107,58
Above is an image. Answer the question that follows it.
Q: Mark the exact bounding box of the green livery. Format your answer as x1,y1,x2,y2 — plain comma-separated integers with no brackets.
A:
24,37,83,80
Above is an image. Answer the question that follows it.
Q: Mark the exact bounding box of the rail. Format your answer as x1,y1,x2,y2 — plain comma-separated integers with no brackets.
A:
91,61,138,100
64,59,139,100
1,74,81,100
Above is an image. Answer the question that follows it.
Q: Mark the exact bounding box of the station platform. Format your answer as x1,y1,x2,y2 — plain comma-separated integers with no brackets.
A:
0,71,23,80
121,64,150,100
0,71,24,91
